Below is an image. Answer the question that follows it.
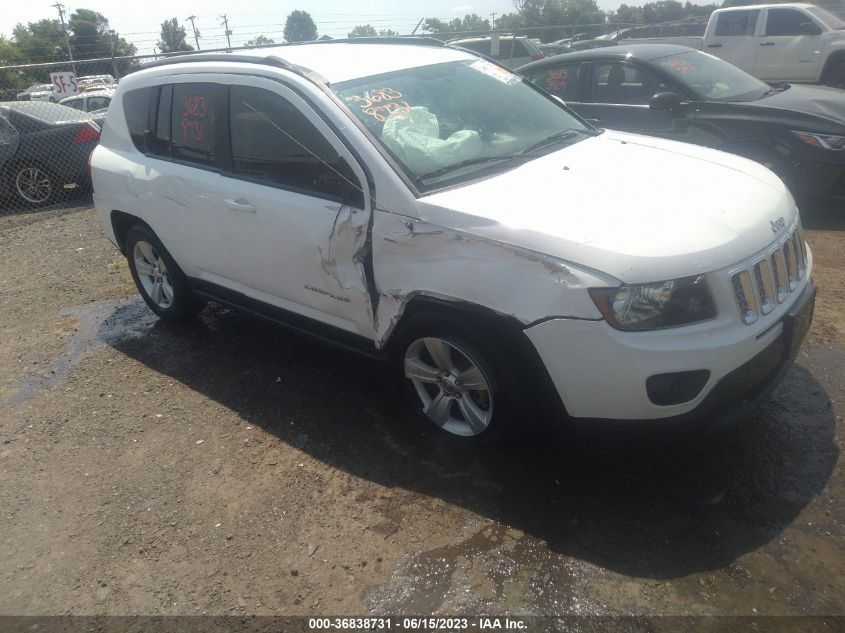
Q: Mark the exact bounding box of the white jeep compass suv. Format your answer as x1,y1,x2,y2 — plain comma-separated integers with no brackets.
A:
90,38,815,441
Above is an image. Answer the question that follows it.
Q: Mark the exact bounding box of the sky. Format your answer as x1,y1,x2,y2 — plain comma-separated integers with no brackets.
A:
1,0,713,56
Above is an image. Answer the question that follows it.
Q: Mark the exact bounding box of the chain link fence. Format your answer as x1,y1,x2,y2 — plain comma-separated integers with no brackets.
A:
0,57,124,216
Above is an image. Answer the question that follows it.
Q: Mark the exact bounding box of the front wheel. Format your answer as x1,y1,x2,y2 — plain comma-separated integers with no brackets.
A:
397,317,525,442
125,225,205,322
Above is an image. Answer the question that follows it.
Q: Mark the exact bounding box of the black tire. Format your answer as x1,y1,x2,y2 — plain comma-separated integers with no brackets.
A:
824,60,845,89
125,224,205,322
392,313,526,443
12,163,56,207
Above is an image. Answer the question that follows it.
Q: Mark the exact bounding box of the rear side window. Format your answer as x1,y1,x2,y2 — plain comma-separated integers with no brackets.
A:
532,63,585,102
123,87,152,153
511,40,529,57
229,85,361,205
154,85,173,158
63,97,83,111
715,10,759,36
171,83,218,166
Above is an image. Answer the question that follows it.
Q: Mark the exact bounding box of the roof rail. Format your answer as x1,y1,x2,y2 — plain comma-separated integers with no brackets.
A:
137,53,295,73
135,36,446,75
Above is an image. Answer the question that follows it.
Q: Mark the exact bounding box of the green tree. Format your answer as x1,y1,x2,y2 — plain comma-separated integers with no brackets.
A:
158,18,193,53
348,24,378,38
283,10,318,42
422,13,491,36
11,19,66,65
246,35,275,46
608,3,644,23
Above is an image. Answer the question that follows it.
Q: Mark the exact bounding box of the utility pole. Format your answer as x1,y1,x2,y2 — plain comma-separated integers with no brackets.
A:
186,15,201,50
109,30,120,80
490,12,497,30
52,2,77,76
219,14,232,52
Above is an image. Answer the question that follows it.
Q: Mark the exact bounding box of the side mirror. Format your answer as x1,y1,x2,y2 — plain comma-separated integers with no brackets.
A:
799,21,821,36
649,92,682,111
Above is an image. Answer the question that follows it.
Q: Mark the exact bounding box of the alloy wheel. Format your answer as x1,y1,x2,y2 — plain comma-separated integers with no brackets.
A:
133,240,174,309
15,167,52,204
404,337,493,437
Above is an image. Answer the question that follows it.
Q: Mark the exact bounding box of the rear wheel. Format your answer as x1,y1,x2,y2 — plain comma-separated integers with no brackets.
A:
13,164,54,206
824,60,845,89
125,224,205,322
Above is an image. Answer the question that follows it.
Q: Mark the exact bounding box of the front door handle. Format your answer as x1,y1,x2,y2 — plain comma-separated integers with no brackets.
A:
224,198,256,214
707,43,722,48
760,42,776,46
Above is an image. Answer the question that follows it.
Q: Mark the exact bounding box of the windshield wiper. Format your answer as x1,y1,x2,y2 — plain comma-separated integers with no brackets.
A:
518,128,600,155
416,154,526,182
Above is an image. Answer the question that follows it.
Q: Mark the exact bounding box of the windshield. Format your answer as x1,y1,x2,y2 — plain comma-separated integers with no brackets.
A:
332,59,594,191
656,50,770,102
806,6,845,29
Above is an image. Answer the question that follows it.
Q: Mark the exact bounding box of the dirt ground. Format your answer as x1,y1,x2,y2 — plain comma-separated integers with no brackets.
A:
0,200,843,621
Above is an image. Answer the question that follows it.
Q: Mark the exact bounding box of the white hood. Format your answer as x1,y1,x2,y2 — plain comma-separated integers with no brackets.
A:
418,130,797,283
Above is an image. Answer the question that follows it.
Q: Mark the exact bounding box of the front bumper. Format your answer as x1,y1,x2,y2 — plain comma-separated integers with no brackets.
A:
525,279,815,425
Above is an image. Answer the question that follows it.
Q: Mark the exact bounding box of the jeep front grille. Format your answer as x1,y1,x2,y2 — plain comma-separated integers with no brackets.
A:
731,224,807,325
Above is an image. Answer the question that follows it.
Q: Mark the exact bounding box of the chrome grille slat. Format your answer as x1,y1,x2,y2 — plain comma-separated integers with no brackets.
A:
731,226,806,325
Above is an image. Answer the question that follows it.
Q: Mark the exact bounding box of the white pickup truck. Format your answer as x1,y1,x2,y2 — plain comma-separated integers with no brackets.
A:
619,3,845,86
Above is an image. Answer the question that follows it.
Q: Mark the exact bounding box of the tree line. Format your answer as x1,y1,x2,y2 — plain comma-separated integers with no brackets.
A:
3,0,843,89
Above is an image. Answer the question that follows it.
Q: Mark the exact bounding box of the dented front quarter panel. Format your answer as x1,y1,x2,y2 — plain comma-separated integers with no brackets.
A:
371,211,611,347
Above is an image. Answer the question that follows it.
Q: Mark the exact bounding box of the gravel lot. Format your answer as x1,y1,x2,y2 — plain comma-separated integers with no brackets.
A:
0,200,843,619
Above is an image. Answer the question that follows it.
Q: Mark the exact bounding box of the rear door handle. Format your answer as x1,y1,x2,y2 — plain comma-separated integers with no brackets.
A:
224,198,256,214
760,42,776,46
707,43,722,48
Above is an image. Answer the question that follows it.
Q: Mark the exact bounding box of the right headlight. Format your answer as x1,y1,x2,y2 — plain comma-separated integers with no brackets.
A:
589,275,717,331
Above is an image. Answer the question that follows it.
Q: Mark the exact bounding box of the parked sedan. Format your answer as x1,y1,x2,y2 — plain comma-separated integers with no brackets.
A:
0,102,101,207
519,44,845,199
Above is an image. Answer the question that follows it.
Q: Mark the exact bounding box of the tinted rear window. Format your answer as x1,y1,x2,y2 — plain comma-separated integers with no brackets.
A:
123,87,152,152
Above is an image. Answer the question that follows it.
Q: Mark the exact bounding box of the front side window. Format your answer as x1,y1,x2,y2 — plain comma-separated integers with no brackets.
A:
171,83,218,166
229,86,361,205
591,62,672,105
332,59,594,191
715,10,759,36
765,9,819,36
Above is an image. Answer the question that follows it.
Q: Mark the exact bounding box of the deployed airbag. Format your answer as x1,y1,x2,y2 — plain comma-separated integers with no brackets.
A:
381,106,481,176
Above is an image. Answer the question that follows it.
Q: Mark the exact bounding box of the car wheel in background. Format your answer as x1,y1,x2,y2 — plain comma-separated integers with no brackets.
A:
13,164,54,206
735,145,799,199
396,315,524,442
125,224,205,322
824,60,845,89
